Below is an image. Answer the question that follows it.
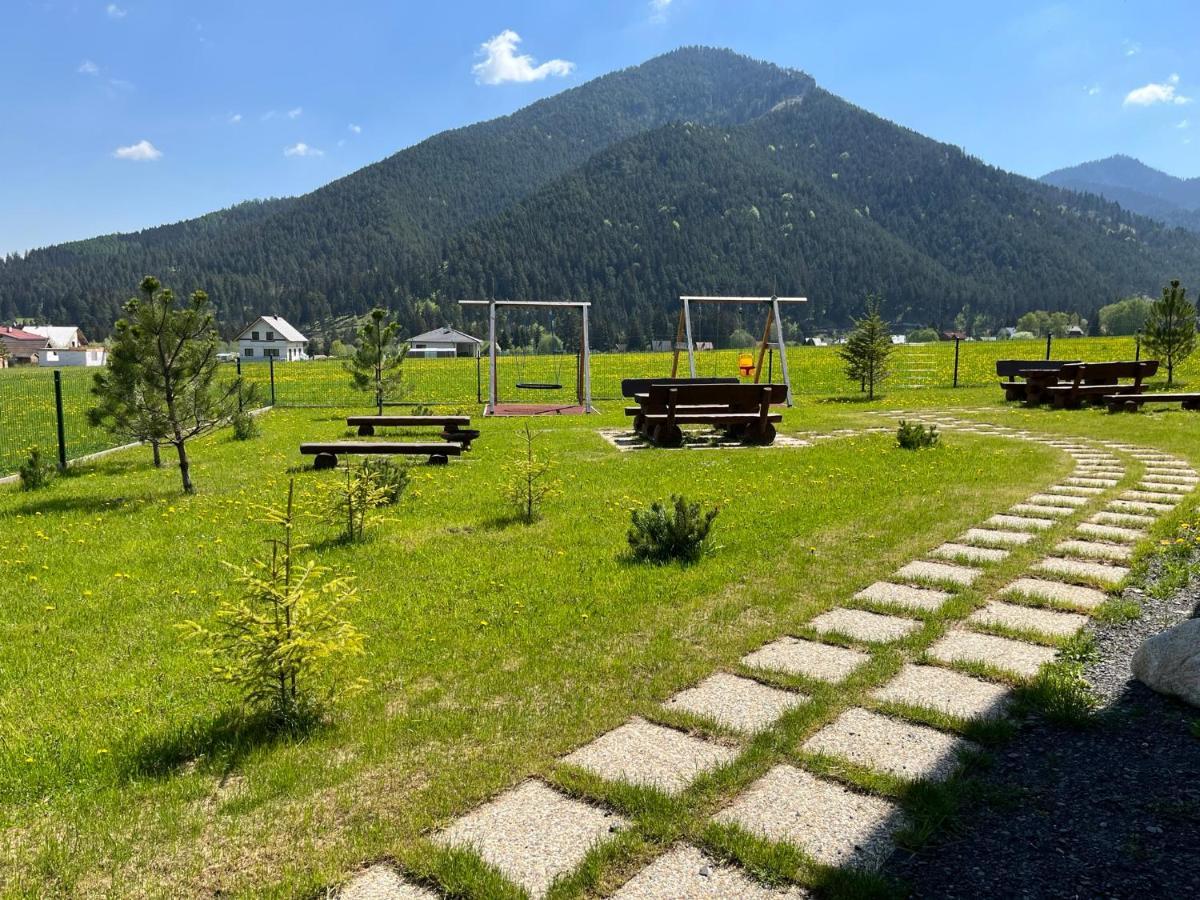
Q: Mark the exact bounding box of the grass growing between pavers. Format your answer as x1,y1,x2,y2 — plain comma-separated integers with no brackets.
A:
0,392,1196,897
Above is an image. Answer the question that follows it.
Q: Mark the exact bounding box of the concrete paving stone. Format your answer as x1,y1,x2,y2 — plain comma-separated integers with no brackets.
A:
1066,477,1119,487
1090,511,1157,528
809,608,922,643
1076,522,1144,543
1056,539,1133,561
1034,556,1129,587
562,718,735,795
1138,481,1194,494
713,765,904,871
338,865,437,900
1002,577,1108,609
986,514,1055,531
960,527,1036,547
854,580,952,612
1141,472,1198,484
871,664,1010,721
1107,499,1172,514
1027,493,1088,508
895,559,982,586
435,780,626,898
1047,484,1105,496
741,637,869,683
1010,503,1076,518
928,543,1010,564
612,844,809,899
967,600,1088,638
1121,490,1181,504
927,630,1057,678
801,708,972,783
663,673,807,734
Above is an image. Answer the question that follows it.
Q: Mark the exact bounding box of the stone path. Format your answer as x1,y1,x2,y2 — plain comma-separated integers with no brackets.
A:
333,421,1197,898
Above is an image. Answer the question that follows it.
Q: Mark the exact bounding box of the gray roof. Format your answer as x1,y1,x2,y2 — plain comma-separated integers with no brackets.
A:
238,316,308,343
408,326,482,344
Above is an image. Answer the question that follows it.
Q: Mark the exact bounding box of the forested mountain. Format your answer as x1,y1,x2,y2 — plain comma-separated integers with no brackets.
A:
1041,155,1200,233
3,47,1199,345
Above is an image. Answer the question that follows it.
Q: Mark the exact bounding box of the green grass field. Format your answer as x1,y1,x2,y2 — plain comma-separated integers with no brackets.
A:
1,335,1190,479
2,386,1198,897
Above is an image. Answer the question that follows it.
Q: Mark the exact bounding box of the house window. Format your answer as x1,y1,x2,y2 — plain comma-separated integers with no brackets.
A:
244,348,255,357
264,348,279,358
266,331,275,341
251,331,260,341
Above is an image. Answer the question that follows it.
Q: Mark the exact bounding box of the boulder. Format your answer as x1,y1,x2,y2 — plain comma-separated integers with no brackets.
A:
1131,618,1200,707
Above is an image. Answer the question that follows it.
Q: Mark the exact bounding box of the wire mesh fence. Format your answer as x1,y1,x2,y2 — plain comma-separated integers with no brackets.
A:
0,333,1183,477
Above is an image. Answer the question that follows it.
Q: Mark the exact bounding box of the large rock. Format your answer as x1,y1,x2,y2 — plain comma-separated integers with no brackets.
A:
1132,618,1200,707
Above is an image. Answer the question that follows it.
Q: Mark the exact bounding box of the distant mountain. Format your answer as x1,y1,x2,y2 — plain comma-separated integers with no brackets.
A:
2,48,1199,344
1041,155,1200,232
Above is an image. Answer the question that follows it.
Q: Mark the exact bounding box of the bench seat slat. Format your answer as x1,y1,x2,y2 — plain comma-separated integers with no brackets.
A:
301,442,462,455
346,416,470,427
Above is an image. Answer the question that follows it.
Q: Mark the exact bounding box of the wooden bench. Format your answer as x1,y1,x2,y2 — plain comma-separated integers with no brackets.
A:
301,442,463,468
633,383,786,447
1106,392,1200,413
996,360,1079,402
345,415,478,449
621,378,741,428
1043,361,1159,409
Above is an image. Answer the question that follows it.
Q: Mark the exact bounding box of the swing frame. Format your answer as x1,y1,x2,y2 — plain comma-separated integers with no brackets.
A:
459,300,595,415
670,295,807,407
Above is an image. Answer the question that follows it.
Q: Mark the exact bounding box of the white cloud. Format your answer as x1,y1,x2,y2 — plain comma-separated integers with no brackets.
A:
78,59,99,75
472,30,574,85
1178,119,1190,129
106,4,127,19
228,113,242,124
1086,84,1101,96
649,0,672,22
1124,41,1141,57
348,123,362,134
1124,74,1191,106
113,140,161,161
283,142,323,158
287,106,303,119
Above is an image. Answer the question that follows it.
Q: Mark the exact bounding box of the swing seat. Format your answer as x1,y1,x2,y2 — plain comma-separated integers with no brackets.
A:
516,382,563,390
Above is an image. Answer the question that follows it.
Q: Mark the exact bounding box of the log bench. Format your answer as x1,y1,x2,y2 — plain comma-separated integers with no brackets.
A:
630,383,786,446
1043,361,1159,409
301,442,463,468
1106,393,1200,413
996,360,1079,402
345,415,478,449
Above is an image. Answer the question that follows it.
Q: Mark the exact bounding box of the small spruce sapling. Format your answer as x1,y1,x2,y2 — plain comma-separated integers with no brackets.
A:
18,445,54,491
627,495,719,564
1143,279,1196,385
322,460,393,542
346,308,408,414
503,423,559,523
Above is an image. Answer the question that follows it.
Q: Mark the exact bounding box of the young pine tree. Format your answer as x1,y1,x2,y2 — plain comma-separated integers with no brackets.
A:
1143,280,1196,385
92,275,240,493
346,308,408,414
840,293,894,400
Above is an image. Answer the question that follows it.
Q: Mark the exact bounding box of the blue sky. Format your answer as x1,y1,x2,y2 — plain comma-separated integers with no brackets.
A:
2,0,1196,255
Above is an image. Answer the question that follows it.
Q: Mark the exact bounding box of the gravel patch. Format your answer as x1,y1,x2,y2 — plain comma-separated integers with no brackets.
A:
1122,490,1182,504
802,708,972,783
1001,577,1108,610
1140,473,1198,485
337,865,436,900
929,543,1010,564
741,637,870,683
808,608,922,643
1056,539,1133,561
1076,522,1144,543
1034,557,1130,587
713,765,905,871
1138,481,1193,494
561,718,735,795
986,514,1055,531
612,844,809,899
967,601,1088,638
1027,493,1088,508
1107,499,1172,515
663,673,807,734
871,664,1010,721
434,780,625,898
854,580,952,612
960,527,1036,547
1091,510,1157,528
1010,503,1076,518
927,630,1056,678
895,559,982,587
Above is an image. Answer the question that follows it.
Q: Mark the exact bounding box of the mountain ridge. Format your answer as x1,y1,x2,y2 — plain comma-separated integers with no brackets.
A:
1041,155,1200,232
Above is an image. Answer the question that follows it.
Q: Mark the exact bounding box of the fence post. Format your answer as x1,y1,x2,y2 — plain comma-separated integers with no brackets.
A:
953,337,960,388
1045,334,1052,361
53,369,67,472
268,355,276,405
236,356,244,411
767,347,774,384
476,351,482,404
1135,330,1142,361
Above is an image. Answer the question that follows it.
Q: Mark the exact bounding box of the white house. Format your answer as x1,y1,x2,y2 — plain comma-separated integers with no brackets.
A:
408,326,482,358
237,316,309,362
39,346,108,367
25,325,87,349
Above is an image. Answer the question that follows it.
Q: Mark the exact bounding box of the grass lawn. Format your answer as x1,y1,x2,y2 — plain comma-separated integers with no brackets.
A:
1,389,1197,897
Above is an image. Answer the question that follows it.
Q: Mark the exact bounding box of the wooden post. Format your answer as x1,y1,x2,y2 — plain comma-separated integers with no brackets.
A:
754,306,774,384
953,337,961,388
670,307,686,377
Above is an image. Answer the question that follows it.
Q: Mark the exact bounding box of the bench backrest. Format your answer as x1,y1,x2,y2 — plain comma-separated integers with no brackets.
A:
995,359,1078,377
1058,360,1159,384
621,376,739,398
642,382,787,411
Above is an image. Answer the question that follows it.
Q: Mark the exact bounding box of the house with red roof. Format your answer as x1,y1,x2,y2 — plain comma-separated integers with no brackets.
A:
0,326,49,366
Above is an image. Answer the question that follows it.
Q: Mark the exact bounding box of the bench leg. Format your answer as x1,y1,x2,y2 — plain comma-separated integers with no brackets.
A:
427,454,449,466
313,452,338,470
1183,400,1199,411
357,424,375,437
651,423,683,447
1124,400,1140,413
743,422,777,445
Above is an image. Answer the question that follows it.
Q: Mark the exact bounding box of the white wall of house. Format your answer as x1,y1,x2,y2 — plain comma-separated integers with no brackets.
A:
408,344,458,359
237,317,309,362
39,347,107,367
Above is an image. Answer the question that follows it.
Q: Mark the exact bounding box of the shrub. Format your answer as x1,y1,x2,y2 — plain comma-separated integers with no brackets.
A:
628,495,719,564
503,424,559,523
230,409,260,440
19,445,54,491
361,457,409,505
323,460,393,541
897,420,939,450
179,480,366,726
1020,634,1099,727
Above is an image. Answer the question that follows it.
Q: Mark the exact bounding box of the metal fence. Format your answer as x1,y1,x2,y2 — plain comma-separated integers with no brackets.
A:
0,333,1180,478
